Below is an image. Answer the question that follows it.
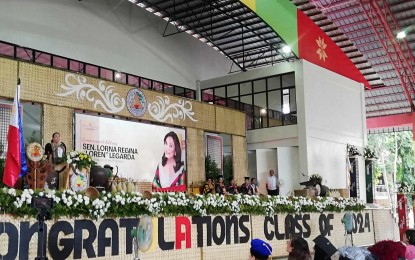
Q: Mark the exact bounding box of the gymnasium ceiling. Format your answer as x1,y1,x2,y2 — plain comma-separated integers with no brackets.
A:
129,0,415,119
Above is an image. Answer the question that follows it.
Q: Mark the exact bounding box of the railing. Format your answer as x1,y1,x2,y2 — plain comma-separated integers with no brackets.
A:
0,40,196,99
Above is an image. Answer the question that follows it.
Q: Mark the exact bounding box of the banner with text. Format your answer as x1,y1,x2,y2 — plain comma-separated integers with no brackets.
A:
0,211,377,259
75,113,187,192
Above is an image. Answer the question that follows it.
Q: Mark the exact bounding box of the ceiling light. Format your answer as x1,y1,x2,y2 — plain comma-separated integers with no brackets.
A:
154,12,162,17
128,0,137,3
137,3,146,8
186,30,193,34
397,31,406,39
199,38,208,42
115,72,121,79
192,34,201,38
178,25,186,30
213,47,219,51
282,45,291,54
163,17,170,21
146,7,154,12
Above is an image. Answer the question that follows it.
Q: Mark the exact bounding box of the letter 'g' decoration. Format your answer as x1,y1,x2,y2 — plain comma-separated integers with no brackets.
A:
148,96,197,123
56,73,126,113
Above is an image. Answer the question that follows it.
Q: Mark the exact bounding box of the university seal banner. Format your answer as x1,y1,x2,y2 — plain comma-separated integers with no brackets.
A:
0,211,375,259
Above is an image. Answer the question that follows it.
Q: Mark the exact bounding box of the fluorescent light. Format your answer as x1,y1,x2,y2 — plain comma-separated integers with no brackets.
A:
163,17,170,21
282,104,290,114
192,34,201,38
154,12,162,17
137,3,146,8
199,38,208,42
146,7,154,12
186,30,193,34
178,25,186,30
397,31,406,39
128,0,137,3
213,47,219,50
282,45,291,54
207,42,214,46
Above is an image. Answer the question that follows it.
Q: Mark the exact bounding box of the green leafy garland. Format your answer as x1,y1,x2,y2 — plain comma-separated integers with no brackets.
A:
0,188,366,219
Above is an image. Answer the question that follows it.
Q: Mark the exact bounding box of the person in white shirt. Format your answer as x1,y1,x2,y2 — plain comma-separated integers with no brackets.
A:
266,170,279,196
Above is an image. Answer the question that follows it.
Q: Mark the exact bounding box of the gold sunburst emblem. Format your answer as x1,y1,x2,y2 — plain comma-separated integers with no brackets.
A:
316,36,328,61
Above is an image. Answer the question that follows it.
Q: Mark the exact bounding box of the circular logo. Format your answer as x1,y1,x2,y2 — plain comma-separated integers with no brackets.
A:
70,169,88,192
137,216,153,252
126,89,147,117
26,142,44,162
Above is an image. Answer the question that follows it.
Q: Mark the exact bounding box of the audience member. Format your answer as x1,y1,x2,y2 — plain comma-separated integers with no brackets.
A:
286,236,311,260
249,238,272,260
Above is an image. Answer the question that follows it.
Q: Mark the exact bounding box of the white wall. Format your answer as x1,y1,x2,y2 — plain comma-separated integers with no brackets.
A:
247,125,298,149
256,149,278,195
277,147,300,196
301,60,366,196
247,150,257,179
0,0,233,89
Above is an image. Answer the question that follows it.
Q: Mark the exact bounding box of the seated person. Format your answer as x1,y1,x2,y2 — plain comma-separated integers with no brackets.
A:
250,178,259,195
203,177,215,194
226,177,239,195
215,175,227,195
240,177,252,195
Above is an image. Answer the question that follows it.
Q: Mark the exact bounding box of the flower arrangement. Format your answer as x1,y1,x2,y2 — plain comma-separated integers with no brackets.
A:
309,174,323,183
65,151,96,170
0,188,366,219
364,147,377,159
398,183,413,194
348,144,361,157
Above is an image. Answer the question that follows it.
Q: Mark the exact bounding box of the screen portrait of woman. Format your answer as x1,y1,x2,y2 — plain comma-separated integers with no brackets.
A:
152,131,186,192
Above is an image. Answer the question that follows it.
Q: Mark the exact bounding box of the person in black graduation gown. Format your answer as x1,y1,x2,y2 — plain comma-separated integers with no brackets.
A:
240,177,252,195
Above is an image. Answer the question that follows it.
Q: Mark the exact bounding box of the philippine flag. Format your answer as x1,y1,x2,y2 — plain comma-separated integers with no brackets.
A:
3,83,27,187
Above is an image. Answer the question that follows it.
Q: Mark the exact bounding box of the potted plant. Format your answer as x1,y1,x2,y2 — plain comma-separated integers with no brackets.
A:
348,144,361,157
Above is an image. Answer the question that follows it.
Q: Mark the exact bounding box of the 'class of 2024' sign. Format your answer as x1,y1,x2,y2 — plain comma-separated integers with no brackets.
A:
0,212,373,259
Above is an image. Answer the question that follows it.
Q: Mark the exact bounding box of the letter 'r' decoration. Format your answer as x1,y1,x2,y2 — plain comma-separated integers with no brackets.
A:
148,96,198,123
56,73,126,113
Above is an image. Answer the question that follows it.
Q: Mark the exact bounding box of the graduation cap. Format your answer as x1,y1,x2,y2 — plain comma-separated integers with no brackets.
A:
244,177,250,180
313,235,337,257
251,239,272,258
